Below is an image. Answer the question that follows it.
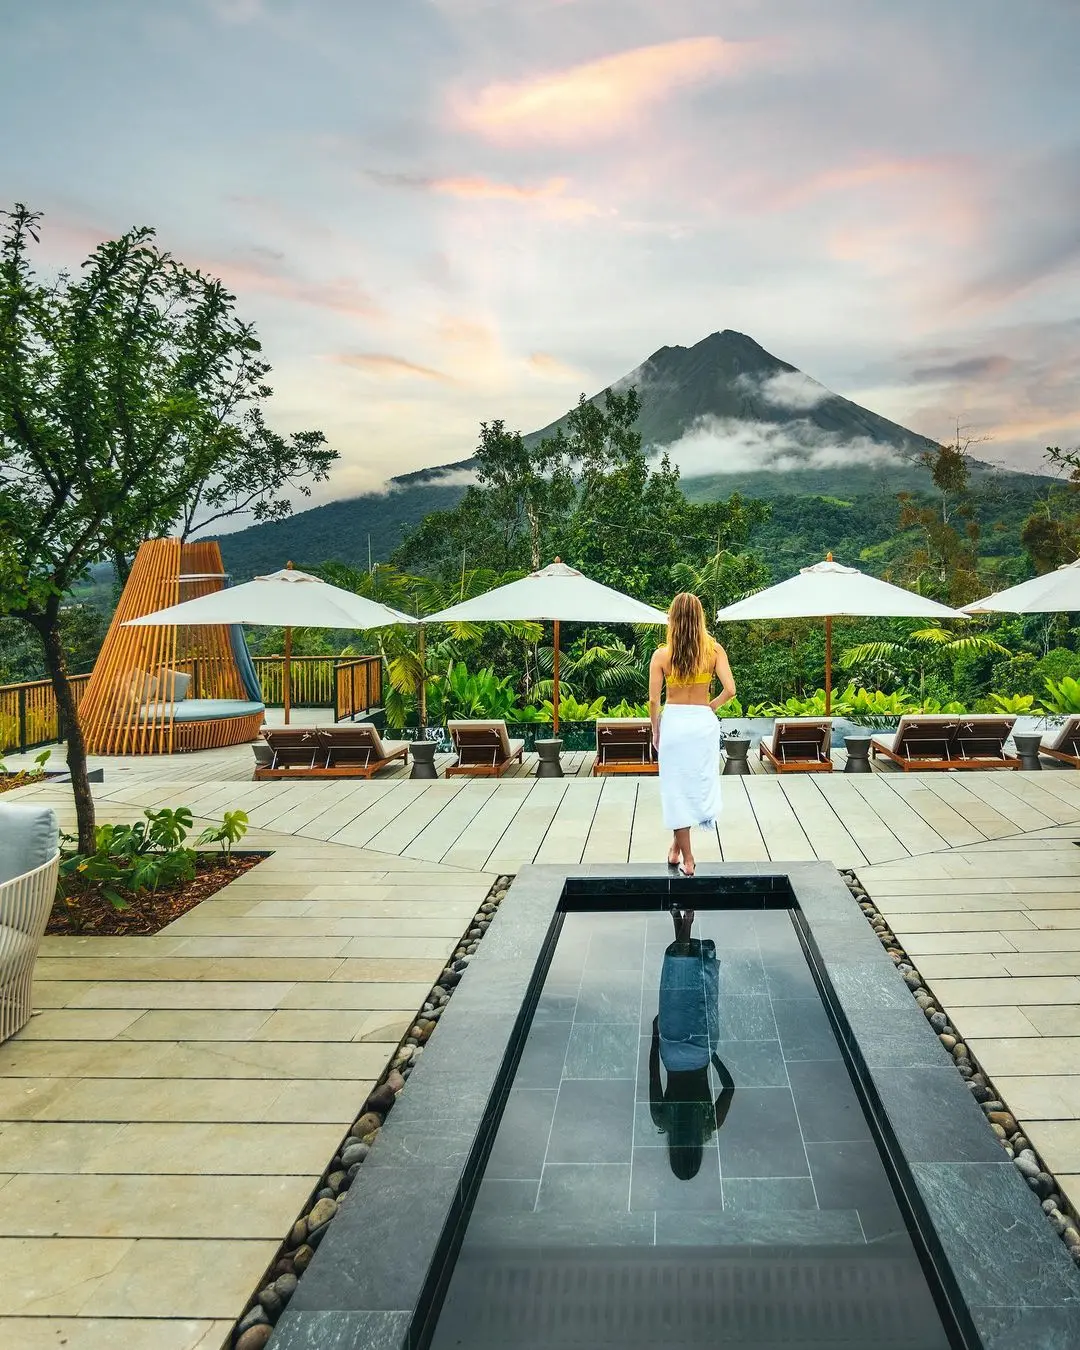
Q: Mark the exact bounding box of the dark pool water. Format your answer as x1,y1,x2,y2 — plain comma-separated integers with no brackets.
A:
430,906,953,1350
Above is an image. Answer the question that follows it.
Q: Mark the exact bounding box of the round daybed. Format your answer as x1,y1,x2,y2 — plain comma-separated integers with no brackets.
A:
80,539,266,755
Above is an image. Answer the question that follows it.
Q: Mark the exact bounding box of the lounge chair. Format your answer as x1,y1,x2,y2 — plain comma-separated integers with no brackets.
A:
871,715,1018,771
253,724,409,780
446,720,524,778
321,725,410,778
259,727,325,773
0,803,60,1043
593,718,658,776
1040,717,1080,769
759,719,833,773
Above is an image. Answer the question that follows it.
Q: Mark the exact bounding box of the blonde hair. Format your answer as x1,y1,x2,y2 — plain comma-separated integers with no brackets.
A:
667,593,711,682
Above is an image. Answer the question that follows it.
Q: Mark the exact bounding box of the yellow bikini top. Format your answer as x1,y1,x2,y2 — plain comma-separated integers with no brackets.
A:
662,642,715,688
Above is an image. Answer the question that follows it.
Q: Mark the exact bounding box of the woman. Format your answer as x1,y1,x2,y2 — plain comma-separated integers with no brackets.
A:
649,592,736,876
648,904,735,1179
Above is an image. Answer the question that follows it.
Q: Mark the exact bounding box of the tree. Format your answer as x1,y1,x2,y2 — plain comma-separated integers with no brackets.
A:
0,205,334,848
840,625,1007,702
891,436,985,604
1019,445,1080,574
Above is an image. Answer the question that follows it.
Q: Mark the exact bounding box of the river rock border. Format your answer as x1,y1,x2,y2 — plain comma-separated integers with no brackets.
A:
228,874,513,1350
843,867,1080,1272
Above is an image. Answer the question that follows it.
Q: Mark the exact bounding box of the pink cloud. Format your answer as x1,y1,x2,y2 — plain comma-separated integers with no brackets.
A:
455,37,755,143
333,353,454,382
205,258,382,320
366,169,604,220
750,155,970,213
527,351,585,381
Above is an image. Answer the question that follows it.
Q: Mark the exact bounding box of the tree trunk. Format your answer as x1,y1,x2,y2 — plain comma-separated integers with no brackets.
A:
111,550,131,591
37,614,96,853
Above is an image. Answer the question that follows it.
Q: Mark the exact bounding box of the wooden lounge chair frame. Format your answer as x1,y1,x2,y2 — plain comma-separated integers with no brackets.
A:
253,725,409,780
1040,716,1080,769
759,719,834,774
445,720,524,778
871,715,1019,772
593,718,658,776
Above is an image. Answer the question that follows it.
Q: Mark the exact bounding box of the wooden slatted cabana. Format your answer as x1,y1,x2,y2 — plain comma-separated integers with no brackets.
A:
79,539,265,754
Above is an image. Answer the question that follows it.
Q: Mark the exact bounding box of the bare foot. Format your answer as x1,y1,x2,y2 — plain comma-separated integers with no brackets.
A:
678,858,696,877
667,846,681,867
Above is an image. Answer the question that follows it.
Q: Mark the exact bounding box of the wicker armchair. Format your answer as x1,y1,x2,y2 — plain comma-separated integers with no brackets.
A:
0,803,60,1043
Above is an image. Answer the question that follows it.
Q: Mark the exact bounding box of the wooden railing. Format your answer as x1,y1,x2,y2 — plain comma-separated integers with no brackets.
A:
0,674,92,754
0,654,385,753
335,657,384,722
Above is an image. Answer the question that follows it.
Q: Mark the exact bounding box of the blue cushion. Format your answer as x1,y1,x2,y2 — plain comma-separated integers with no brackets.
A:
136,699,264,724
0,804,59,885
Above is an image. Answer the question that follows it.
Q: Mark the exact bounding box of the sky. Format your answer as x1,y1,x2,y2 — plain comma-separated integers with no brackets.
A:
3,0,1080,506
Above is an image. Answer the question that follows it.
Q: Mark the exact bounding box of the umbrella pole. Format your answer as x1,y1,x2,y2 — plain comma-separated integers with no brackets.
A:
283,626,292,725
824,616,832,717
553,619,560,736
418,623,427,730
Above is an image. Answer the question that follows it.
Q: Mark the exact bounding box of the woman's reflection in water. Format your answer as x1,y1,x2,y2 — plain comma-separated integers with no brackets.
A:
649,904,734,1179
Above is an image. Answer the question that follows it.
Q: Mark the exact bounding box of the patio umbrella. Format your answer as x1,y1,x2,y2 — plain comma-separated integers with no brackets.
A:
964,558,1080,614
716,556,966,713
423,559,669,732
126,563,414,722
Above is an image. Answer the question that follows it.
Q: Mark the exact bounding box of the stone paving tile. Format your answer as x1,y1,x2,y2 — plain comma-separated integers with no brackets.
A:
149,1039,389,1080
1021,1121,1080,1175
249,1008,415,1042
276,981,432,1010
0,1316,232,1349
930,976,1080,1006
968,1036,1080,1076
119,1009,274,1041
13,1010,145,1040
995,1077,1080,1121
58,981,297,1009
84,1238,280,1318
0,1173,310,1239
1022,1005,1080,1036
949,1006,1040,1039
0,1237,135,1315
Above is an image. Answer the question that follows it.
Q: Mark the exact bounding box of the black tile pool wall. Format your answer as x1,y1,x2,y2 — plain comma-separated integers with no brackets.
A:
430,907,952,1350
274,864,1080,1350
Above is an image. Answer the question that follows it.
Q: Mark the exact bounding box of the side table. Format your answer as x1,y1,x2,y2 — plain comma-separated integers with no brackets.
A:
535,738,564,778
1013,731,1043,771
409,741,439,779
844,735,872,774
722,735,751,776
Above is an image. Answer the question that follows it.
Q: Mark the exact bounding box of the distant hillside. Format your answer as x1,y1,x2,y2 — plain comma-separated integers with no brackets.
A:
215,329,1021,579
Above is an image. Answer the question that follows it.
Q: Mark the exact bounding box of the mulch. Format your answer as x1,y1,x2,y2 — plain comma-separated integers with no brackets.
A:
46,853,265,937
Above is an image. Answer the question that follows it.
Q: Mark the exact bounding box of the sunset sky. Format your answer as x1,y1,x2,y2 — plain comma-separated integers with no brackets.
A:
4,0,1079,502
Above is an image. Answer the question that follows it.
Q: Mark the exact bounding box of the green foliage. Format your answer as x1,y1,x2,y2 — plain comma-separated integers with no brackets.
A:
0,748,50,791
540,693,607,722
1043,676,1080,715
986,693,1037,714
427,662,518,723
59,806,246,912
196,809,249,862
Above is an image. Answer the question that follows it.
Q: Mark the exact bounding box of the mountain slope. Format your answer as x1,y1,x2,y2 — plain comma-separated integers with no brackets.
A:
215,330,1012,578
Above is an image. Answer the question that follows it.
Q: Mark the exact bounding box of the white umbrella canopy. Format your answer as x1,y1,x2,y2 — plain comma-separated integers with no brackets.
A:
716,557,966,713
423,560,669,731
126,565,415,722
964,558,1080,614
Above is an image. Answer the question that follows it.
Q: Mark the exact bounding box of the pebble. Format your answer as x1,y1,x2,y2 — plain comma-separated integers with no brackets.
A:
1014,1153,1040,1179
341,1142,369,1168
350,1112,382,1138
307,1197,338,1229
326,1170,346,1194
930,1013,949,1033
955,1061,974,1079
902,971,923,991
365,1083,396,1114
952,1043,968,1060
275,1273,298,1301
292,1244,314,1273
1033,1173,1057,1200
236,1328,273,1350
1049,1211,1069,1236
1064,1225,1080,1249
990,1124,1007,1140
988,1111,1019,1134
237,1306,270,1334
257,1286,282,1318
939,1033,957,1050
306,1218,332,1249
982,1100,1006,1114
288,1218,307,1246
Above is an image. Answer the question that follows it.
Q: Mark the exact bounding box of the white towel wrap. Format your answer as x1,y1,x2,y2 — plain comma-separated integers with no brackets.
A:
658,703,723,831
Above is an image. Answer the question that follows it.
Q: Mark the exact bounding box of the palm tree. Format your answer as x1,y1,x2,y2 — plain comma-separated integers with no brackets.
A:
840,626,1007,703
318,562,540,727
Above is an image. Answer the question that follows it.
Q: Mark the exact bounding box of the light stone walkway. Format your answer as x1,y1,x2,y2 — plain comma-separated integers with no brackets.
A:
4,735,1080,1347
